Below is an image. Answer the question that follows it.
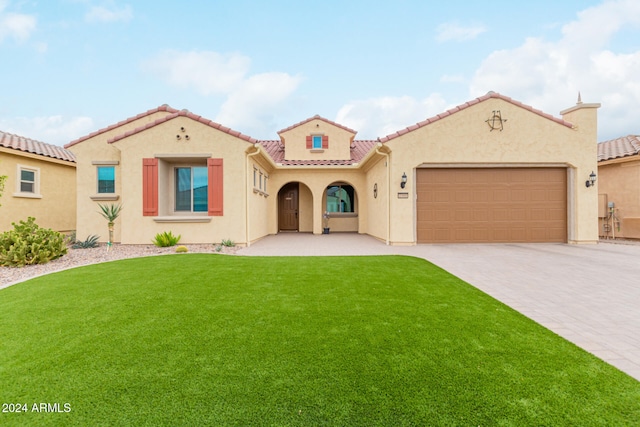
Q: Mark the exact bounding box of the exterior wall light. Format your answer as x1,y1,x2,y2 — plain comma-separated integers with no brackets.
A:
585,171,597,188
400,172,407,189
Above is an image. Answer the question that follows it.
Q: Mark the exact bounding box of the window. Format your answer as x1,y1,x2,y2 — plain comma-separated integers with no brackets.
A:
20,169,36,193
175,167,208,212
15,165,40,197
97,166,115,193
326,184,354,213
312,135,322,149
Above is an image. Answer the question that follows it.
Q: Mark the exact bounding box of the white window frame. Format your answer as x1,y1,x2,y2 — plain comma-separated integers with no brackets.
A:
14,164,42,199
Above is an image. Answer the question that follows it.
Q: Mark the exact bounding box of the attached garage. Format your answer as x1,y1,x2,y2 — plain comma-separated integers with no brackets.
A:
416,168,567,243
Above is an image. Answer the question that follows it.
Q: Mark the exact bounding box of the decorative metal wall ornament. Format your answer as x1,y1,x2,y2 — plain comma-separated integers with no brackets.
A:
373,183,378,198
485,110,507,131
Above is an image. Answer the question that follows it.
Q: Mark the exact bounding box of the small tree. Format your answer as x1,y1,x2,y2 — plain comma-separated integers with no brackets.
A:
98,203,123,251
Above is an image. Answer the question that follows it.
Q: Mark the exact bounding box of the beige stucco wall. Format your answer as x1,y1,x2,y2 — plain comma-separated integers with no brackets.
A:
280,118,354,161
597,158,640,239
109,116,253,244
363,153,389,243
384,97,599,244
0,148,76,233
68,111,172,243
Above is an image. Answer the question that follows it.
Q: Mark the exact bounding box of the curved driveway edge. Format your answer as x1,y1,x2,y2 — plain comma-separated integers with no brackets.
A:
238,234,640,381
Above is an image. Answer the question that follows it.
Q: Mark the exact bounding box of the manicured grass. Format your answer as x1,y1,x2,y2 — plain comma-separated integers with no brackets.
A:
0,255,638,426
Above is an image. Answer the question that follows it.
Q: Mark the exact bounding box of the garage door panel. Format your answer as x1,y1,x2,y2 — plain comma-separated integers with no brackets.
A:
417,168,567,243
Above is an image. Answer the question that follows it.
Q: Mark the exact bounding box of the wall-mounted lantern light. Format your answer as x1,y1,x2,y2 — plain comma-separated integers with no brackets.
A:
400,172,407,189
585,171,597,188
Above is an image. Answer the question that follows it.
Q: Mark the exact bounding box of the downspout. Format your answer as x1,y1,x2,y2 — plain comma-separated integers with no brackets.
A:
375,143,390,245
246,144,262,247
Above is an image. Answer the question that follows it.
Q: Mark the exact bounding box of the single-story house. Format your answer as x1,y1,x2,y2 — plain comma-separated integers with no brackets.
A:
0,131,76,233
596,135,640,239
65,92,600,245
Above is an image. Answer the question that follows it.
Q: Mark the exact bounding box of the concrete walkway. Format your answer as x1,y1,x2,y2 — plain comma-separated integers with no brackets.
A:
238,233,640,381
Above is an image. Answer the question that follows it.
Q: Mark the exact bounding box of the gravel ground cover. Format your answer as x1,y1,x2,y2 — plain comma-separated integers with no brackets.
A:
0,244,237,289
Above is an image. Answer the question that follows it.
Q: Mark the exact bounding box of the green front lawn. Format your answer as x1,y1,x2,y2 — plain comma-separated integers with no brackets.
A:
1,255,638,426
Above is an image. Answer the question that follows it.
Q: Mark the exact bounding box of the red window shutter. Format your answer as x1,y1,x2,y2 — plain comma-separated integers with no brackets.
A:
142,158,158,216
322,135,329,149
208,158,223,216
306,135,312,149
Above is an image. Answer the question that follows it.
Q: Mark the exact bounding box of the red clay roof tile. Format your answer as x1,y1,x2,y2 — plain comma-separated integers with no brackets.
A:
259,139,376,166
598,135,640,162
277,114,357,137
64,104,179,148
0,130,76,163
106,110,258,144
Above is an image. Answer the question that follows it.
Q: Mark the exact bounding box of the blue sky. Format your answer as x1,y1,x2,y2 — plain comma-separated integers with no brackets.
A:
1,0,639,146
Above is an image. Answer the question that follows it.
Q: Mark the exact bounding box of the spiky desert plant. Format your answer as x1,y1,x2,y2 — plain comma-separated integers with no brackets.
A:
97,203,123,250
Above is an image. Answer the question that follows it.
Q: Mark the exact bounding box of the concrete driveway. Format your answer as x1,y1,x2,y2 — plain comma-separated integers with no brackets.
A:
238,234,640,381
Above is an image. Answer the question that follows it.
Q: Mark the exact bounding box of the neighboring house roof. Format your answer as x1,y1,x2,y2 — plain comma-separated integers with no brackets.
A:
378,91,574,143
65,104,179,148
0,130,76,163
261,139,378,166
107,109,258,145
277,114,357,137
598,135,640,162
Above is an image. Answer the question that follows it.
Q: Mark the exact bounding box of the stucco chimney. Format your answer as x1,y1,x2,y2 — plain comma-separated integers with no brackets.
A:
560,95,601,140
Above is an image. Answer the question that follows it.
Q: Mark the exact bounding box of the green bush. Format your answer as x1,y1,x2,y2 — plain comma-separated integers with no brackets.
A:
72,235,100,249
152,231,181,247
0,217,68,267
175,245,188,253
221,238,235,247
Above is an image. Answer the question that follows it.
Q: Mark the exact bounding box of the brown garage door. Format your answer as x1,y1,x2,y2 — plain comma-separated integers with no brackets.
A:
416,168,567,243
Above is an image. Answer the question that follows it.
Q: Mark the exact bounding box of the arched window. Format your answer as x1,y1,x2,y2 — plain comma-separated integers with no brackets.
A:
326,184,354,213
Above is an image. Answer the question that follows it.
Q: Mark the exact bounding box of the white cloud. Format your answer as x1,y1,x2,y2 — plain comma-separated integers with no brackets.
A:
336,94,448,139
469,0,640,140
215,72,302,137
142,49,302,137
85,4,133,23
436,21,486,42
0,2,36,43
142,50,252,96
0,116,95,146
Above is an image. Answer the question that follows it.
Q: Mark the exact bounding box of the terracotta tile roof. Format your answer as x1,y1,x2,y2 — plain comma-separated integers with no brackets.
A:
65,104,179,148
107,109,258,145
277,114,357,137
0,130,76,163
598,135,640,162
378,91,574,143
260,139,377,166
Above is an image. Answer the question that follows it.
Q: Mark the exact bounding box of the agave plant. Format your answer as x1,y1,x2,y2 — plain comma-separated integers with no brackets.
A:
97,203,123,250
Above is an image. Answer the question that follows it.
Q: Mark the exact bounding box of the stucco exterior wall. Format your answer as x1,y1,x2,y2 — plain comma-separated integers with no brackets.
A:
0,148,76,233
281,118,354,161
363,155,389,242
384,97,599,244
110,116,252,244
597,158,640,239
68,110,172,243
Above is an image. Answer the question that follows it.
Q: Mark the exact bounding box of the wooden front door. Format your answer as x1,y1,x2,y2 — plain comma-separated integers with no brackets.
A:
278,183,299,231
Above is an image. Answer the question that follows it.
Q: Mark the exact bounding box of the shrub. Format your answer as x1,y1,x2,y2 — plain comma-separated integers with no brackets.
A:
0,217,68,267
221,238,235,247
153,231,181,247
175,245,188,253
214,245,222,252
72,235,100,249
